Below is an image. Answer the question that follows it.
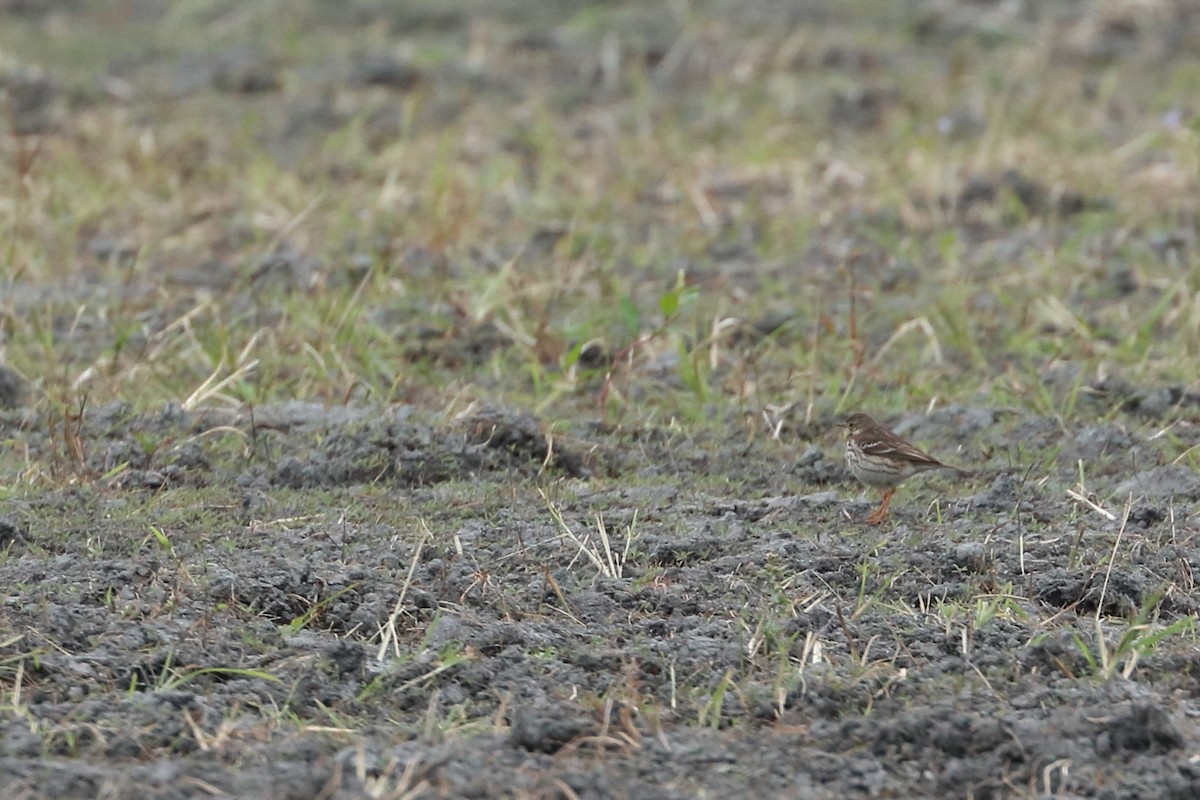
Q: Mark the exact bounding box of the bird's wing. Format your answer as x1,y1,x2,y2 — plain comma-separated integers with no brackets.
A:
858,436,944,466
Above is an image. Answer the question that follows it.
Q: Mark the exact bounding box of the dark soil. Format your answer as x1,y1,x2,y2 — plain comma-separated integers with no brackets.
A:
1,398,1198,799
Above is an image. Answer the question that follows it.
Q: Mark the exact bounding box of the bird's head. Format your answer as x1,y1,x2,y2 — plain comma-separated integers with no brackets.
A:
839,412,877,435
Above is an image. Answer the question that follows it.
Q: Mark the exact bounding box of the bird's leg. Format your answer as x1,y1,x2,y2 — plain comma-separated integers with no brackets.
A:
866,488,894,524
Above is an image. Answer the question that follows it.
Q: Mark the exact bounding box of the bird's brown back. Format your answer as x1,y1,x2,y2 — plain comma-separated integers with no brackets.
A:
845,413,946,467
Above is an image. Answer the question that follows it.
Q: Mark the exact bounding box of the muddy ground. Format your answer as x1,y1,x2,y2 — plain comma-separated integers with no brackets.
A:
3,1,1200,799
2,397,1199,799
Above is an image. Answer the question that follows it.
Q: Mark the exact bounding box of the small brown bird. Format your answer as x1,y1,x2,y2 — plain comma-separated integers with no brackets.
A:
839,412,964,524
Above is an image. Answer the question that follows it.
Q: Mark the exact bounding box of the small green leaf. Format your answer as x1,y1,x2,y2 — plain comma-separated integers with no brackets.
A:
659,287,680,318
